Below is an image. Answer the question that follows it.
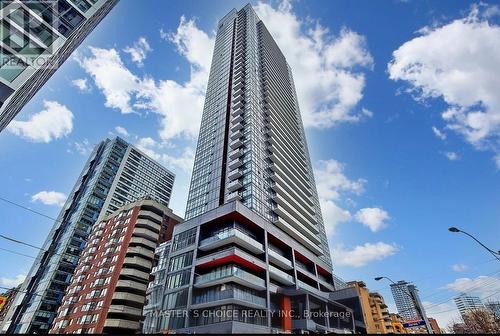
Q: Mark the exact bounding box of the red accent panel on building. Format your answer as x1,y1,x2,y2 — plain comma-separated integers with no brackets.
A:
281,295,292,332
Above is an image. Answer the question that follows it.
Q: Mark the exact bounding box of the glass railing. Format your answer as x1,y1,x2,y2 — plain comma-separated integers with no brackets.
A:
269,265,294,283
268,248,292,267
296,263,316,278
199,228,263,250
193,288,266,307
297,280,319,294
195,265,265,288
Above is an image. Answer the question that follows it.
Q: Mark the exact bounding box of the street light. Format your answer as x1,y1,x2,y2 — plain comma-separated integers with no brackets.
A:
374,276,433,334
448,227,500,262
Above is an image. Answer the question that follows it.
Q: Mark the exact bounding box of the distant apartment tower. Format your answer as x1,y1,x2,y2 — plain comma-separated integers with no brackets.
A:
0,0,118,131
50,198,182,334
390,281,425,321
454,293,484,319
1,137,175,334
148,4,352,334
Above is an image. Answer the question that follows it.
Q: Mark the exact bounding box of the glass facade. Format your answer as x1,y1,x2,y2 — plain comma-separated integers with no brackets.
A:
1,137,175,334
184,3,332,268
0,0,118,131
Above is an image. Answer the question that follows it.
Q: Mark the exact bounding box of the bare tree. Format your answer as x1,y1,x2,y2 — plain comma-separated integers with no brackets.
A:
455,308,500,334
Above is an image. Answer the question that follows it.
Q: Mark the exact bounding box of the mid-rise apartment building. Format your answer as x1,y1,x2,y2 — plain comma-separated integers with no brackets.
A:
50,198,182,334
0,0,118,131
331,281,392,334
146,4,353,334
1,137,175,334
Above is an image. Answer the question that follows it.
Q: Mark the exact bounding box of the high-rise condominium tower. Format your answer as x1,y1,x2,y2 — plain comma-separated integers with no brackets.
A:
453,293,485,319
149,5,352,334
1,137,175,334
0,0,118,132
390,280,432,333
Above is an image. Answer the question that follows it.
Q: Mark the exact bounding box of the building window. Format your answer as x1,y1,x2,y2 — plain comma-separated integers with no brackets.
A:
168,251,194,272
165,269,191,289
171,228,197,252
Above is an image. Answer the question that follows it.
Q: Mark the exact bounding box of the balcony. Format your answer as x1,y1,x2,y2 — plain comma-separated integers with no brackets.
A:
233,77,244,89
228,158,243,170
192,288,266,310
129,237,156,250
297,280,319,295
230,122,244,132
233,100,244,110
198,228,264,254
268,248,293,270
226,192,241,202
109,304,142,317
229,148,243,160
233,88,245,97
229,139,243,150
120,268,150,280
228,169,242,181
232,106,244,116
104,319,140,331
127,246,154,260
112,292,145,305
230,130,243,141
116,279,147,293
123,256,152,271
296,263,317,281
272,216,323,256
194,266,266,290
273,204,320,244
138,210,163,224
132,228,158,242
232,94,244,104
269,265,295,286
196,246,266,270
227,180,243,192
135,220,161,233
231,114,243,124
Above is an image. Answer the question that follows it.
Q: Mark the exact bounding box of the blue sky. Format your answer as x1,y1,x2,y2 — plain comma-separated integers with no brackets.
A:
1,0,499,328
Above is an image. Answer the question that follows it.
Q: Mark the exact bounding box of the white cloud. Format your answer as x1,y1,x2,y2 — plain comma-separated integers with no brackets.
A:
354,207,390,232
444,151,460,161
314,159,366,234
451,263,468,272
321,199,352,235
432,126,447,140
72,139,93,156
0,274,26,288
114,126,129,137
446,275,500,300
332,242,398,267
494,154,500,170
71,78,90,92
388,5,500,156
123,36,152,66
78,17,214,140
7,101,73,143
31,191,67,207
315,159,365,200
255,1,373,128
77,47,139,114
136,137,194,173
